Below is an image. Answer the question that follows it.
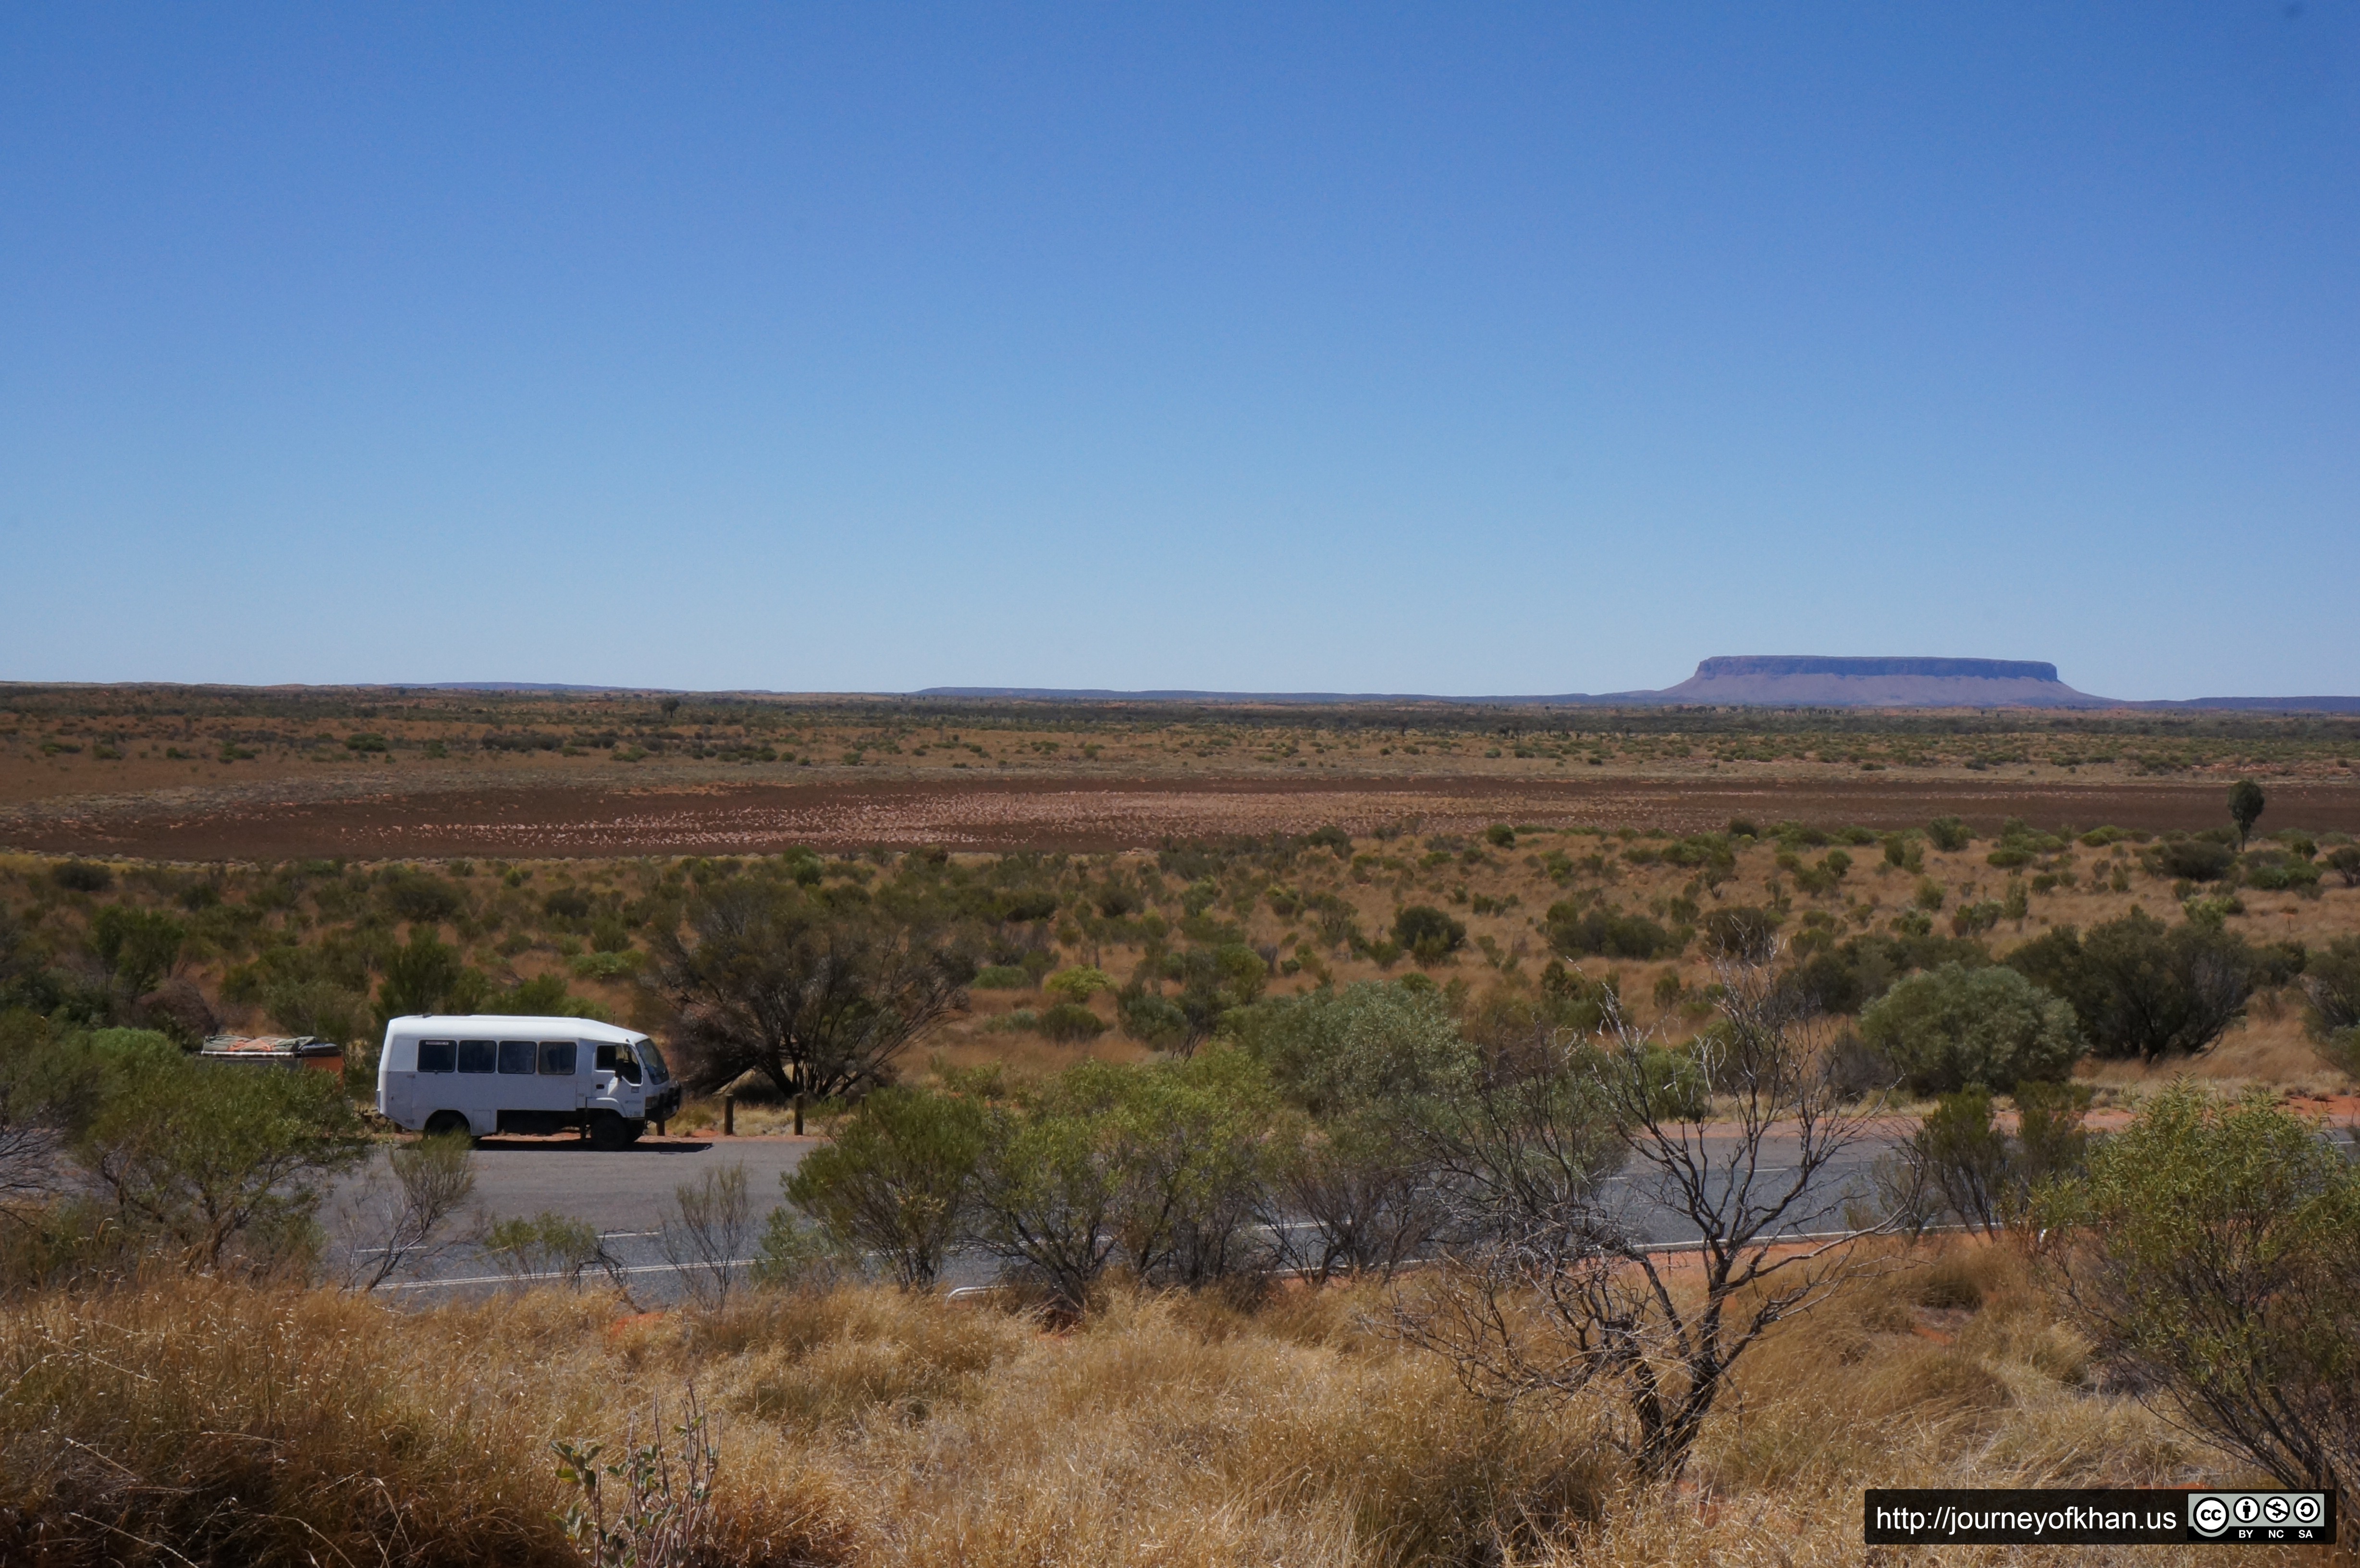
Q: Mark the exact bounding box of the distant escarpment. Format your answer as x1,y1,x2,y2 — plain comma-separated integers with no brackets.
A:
916,658,2360,710
1642,655,2113,709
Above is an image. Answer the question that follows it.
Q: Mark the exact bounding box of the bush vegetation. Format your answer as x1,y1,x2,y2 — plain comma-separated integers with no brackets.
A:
1857,963,2082,1094
1,783,2358,1560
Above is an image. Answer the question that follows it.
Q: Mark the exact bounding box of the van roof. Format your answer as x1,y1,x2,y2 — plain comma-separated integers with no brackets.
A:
383,1015,648,1045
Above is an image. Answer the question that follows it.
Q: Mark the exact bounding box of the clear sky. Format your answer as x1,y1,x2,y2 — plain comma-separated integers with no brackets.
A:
4,4,2356,699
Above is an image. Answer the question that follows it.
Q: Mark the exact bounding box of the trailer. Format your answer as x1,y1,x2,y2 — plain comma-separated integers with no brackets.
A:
200,1034,346,1073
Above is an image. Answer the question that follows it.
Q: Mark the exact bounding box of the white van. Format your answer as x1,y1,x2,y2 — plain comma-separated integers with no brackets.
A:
376,1015,683,1147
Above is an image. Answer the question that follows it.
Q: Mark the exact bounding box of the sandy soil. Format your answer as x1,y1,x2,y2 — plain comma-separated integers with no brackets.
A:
5,769,2360,861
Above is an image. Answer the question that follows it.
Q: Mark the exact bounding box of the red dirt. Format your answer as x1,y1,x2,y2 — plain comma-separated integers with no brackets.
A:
7,772,2360,861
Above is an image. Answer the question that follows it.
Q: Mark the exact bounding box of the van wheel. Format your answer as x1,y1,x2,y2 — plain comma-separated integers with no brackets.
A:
587,1113,644,1150
422,1111,474,1142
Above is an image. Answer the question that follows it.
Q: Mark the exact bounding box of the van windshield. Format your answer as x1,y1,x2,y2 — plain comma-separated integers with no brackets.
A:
635,1040,671,1083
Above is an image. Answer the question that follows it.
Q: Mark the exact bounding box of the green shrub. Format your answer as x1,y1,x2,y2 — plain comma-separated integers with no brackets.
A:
783,1086,986,1289
1391,905,1467,964
1115,988,1190,1049
379,869,464,924
1629,1045,1709,1121
1546,903,1680,961
1926,816,1972,852
2243,853,2321,892
1701,906,1780,962
1043,966,1113,1003
2304,936,2360,1041
2005,910,2254,1062
88,906,186,995
1950,899,2003,937
74,1053,367,1275
2154,838,2235,882
2036,1085,2360,1493
1223,981,1472,1118
968,1054,1275,1313
1484,824,1515,848
994,888,1060,924
50,861,112,894
1786,930,1991,1017
971,965,1032,990
373,932,486,1028
1857,963,2082,1094
541,887,593,922
263,978,366,1045
479,1211,607,1286
1305,825,1352,857
1037,1002,1107,1042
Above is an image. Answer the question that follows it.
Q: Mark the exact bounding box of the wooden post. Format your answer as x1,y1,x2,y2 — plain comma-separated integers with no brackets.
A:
723,1094,735,1137
793,1091,805,1137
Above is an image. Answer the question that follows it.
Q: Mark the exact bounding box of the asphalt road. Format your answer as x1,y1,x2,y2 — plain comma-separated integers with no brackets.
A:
336,1127,1895,1306
328,1134,816,1303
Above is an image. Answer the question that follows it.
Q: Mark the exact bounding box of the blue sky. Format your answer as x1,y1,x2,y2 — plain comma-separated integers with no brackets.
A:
4,4,2356,699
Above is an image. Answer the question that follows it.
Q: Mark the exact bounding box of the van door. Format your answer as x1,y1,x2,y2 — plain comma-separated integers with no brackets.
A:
589,1042,641,1118
379,1035,414,1125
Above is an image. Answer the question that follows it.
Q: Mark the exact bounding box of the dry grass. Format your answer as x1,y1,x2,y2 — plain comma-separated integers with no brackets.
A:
3,1238,2332,1568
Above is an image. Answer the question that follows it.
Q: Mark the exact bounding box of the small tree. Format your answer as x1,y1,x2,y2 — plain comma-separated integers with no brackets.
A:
2037,1085,2360,1500
1702,906,1780,962
87,906,186,998
0,1012,107,1222
1228,982,1470,1282
2228,779,2267,849
1225,980,1473,1117
1104,1051,1274,1289
336,1131,476,1291
78,1054,368,1274
650,879,973,1131
1262,1108,1447,1284
1398,961,1903,1482
2302,936,2360,1040
480,1211,613,1290
374,931,483,1029
783,1087,986,1289
2008,910,2252,1063
967,1071,1132,1318
1897,1080,2093,1237
966,1055,1275,1314
660,1164,756,1311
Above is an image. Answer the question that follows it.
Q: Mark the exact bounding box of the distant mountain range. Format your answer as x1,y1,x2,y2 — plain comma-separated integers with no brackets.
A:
919,657,2360,711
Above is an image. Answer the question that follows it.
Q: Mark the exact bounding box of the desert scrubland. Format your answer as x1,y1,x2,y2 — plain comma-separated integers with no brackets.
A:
3,686,2358,1565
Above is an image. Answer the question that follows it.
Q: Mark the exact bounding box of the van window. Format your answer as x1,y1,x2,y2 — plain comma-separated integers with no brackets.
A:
458,1040,497,1074
498,1040,537,1075
539,1041,578,1076
595,1043,643,1084
636,1040,672,1083
417,1039,456,1074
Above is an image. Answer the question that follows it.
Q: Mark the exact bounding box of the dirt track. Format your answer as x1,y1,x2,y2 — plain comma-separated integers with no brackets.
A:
7,770,2360,861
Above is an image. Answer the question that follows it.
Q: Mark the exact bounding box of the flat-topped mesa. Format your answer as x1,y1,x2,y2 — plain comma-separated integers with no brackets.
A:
1689,656,2062,684
1652,655,2112,708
